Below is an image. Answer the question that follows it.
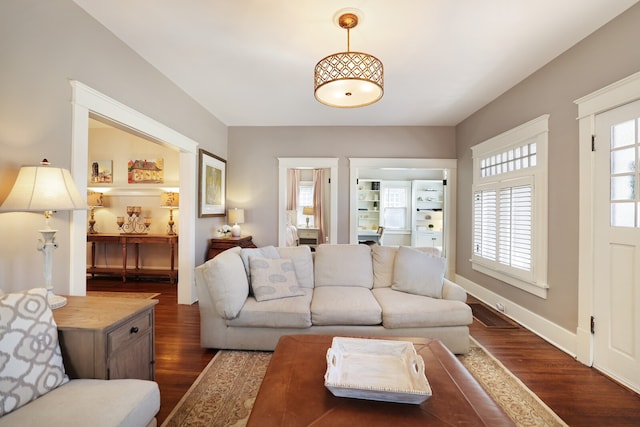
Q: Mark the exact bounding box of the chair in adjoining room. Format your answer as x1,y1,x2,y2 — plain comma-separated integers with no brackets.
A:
363,226,384,246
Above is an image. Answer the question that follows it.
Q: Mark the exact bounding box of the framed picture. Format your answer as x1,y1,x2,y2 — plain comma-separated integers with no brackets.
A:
89,160,113,183
198,149,226,217
128,158,164,184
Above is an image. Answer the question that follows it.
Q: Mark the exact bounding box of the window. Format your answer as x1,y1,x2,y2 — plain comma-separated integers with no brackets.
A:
297,181,314,226
381,181,411,230
471,115,549,298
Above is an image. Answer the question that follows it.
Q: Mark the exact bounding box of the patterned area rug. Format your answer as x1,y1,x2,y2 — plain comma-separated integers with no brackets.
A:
161,339,567,427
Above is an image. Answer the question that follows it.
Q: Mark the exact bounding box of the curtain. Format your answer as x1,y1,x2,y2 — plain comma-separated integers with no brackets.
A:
287,169,300,213
313,169,325,244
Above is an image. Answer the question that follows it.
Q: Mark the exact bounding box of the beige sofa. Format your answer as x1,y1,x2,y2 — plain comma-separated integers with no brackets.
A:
0,288,159,427
195,244,472,354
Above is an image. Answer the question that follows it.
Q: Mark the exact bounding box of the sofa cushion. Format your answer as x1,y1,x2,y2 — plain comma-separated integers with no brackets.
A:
0,288,69,416
249,257,305,302
201,247,249,319
276,245,314,288
0,379,159,427
392,246,446,298
314,244,373,289
371,245,398,288
372,246,442,288
373,288,472,328
227,289,312,328
311,286,382,325
240,246,280,285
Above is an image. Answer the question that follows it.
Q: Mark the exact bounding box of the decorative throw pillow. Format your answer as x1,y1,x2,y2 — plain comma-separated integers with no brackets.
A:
249,256,305,302
392,246,446,298
0,288,69,416
240,246,280,285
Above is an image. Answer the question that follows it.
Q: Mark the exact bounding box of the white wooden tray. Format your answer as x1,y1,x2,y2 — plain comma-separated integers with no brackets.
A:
324,337,432,404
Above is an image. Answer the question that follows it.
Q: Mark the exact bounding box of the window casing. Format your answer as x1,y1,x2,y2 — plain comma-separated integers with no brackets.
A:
471,115,549,298
381,181,411,230
297,181,314,227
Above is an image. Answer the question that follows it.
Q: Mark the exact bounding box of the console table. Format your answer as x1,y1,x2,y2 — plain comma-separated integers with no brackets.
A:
87,234,178,283
53,296,157,380
207,235,256,260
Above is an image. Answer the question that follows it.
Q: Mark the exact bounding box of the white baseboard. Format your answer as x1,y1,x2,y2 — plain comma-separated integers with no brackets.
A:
456,274,577,358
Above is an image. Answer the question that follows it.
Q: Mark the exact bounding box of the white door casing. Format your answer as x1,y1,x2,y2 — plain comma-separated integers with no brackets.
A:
592,100,640,392
575,71,640,394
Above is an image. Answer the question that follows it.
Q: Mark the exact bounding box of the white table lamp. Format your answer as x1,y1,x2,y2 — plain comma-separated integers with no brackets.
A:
228,208,244,237
303,206,314,228
0,159,88,309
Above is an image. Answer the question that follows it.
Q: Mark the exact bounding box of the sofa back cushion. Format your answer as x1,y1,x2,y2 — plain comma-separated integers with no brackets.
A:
372,245,442,288
392,246,446,298
0,288,69,416
314,244,373,288
276,245,314,288
201,247,249,319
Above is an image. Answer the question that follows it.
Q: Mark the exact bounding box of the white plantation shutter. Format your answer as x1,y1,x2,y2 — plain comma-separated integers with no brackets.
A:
498,185,532,271
471,115,548,298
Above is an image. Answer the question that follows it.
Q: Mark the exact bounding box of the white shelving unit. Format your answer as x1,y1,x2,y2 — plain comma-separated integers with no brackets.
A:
412,180,444,249
357,180,380,233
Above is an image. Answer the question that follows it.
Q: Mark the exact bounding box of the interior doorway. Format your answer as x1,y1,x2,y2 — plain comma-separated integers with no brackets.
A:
70,81,199,304
349,158,457,278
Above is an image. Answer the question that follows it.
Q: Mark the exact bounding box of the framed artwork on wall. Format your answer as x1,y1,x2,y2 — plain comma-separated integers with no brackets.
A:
128,158,164,183
199,149,226,217
89,160,113,183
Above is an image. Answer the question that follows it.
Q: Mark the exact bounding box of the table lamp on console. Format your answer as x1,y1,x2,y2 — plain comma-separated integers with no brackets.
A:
0,159,88,309
228,208,244,237
160,191,179,235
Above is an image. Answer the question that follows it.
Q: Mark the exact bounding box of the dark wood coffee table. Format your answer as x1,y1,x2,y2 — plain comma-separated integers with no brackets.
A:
248,335,514,427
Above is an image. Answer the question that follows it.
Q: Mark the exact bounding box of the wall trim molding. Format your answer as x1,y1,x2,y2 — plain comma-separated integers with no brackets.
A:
456,274,577,359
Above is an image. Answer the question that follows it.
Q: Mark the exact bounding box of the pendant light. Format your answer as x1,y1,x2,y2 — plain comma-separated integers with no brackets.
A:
314,12,384,108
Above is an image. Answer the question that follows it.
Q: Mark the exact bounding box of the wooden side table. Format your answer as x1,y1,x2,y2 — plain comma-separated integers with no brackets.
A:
53,296,158,380
207,235,257,260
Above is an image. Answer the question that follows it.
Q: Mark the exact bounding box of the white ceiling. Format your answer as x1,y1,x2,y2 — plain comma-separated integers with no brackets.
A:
73,0,639,127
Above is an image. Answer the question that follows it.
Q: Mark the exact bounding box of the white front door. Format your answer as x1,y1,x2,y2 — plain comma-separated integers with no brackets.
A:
593,99,640,392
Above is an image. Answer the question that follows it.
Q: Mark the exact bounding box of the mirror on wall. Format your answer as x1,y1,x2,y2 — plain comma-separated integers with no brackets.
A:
278,158,338,249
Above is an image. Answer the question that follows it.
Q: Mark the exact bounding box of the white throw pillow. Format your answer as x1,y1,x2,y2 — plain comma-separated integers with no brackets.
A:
249,256,305,302
202,247,249,319
0,288,69,416
240,246,280,285
276,245,315,288
392,246,446,298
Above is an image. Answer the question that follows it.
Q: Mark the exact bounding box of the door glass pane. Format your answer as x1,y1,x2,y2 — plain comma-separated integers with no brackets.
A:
611,147,636,174
612,202,635,227
611,175,635,200
611,120,635,149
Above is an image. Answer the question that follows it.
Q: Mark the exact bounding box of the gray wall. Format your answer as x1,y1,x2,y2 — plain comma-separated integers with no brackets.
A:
0,0,227,293
227,126,456,246
455,2,640,332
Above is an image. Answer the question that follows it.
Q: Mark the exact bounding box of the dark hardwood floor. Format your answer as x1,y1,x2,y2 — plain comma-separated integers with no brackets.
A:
87,278,640,426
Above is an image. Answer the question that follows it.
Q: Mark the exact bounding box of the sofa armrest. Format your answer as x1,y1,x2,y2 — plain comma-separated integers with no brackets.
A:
442,278,467,302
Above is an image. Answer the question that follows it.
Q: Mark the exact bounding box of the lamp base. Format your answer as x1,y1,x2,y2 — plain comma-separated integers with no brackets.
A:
231,224,241,237
48,293,67,309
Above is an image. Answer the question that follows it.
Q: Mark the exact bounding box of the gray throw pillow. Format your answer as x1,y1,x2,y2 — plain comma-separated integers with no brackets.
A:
249,256,305,302
0,288,69,416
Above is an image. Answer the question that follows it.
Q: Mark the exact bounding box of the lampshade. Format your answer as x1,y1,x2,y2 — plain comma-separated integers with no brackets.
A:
160,191,179,208
302,206,315,216
228,208,245,225
314,12,383,108
0,160,88,212
87,191,104,207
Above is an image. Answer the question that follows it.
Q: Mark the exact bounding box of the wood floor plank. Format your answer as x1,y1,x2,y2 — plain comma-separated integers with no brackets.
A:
87,279,640,426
